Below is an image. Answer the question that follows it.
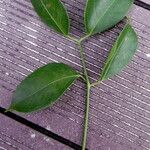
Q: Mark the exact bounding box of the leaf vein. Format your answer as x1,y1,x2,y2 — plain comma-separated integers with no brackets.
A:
22,74,80,100
89,0,116,35
40,0,65,34
101,25,129,79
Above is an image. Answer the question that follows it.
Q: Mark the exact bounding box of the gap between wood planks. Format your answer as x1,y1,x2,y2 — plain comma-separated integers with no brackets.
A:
0,107,86,150
134,0,150,10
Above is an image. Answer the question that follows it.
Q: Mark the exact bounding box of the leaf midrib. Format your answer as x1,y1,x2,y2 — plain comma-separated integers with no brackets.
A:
40,0,65,34
17,74,80,101
89,0,117,35
101,26,129,79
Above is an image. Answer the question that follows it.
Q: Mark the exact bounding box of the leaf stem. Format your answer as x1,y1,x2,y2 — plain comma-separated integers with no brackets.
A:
77,40,91,150
78,42,90,83
82,83,91,150
68,34,91,150
91,80,101,87
67,34,90,44
67,35,79,43
79,34,90,43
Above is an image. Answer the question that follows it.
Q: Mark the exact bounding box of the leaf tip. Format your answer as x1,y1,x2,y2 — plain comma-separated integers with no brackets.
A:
5,107,13,113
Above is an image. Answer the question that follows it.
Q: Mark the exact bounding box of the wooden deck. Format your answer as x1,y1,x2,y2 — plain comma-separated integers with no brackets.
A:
0,0,150,149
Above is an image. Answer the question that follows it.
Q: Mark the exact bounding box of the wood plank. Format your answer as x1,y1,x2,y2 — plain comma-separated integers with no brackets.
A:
141,0,150,5
0,0,150,149
0,114,71,150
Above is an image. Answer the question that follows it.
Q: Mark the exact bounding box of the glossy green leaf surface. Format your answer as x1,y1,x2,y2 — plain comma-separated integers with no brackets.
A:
31,0,70,35
101,24,138,81
9,63,80,113
85,0,134,35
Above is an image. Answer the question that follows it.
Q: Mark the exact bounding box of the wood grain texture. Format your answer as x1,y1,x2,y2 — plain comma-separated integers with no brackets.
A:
141,0,150,5
0,114,71,150
0,0,150,149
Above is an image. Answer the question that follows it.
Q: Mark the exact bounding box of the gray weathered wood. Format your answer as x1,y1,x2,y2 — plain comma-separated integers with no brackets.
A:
0,114,71,150
141,0,150,5
0,0,150,149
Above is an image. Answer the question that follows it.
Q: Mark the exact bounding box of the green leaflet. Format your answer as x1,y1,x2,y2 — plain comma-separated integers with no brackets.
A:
31,0,70,35
85,0,134,35
101,24,138,81
9,63,80,113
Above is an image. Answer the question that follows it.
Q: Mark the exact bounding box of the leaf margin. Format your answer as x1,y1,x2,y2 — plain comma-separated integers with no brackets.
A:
8,63,81,113
31,0,70,35
84,0,134,36
100,24,138,81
